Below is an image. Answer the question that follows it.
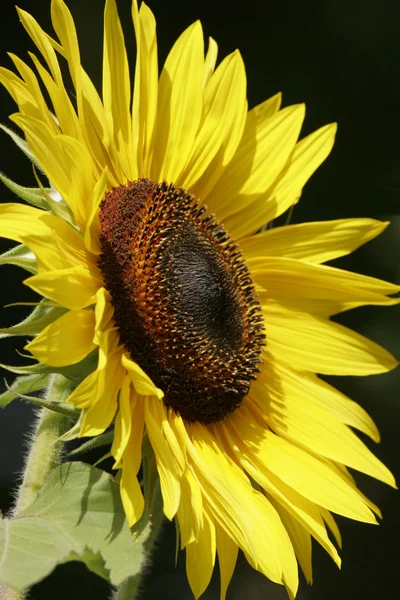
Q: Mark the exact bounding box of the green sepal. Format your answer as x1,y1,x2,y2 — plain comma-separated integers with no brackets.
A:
0,350,98,382
0,373,50,408
0,171,50,210
32,165,75,225
0,301,67,339
0,243,37,273
0,462,146,589
0,123,42,170
5,388,79,418
68,429,114,457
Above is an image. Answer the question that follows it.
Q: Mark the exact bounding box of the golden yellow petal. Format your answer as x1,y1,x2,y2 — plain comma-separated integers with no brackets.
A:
79,347,125,437
253,255,400,316
256,358,380,442
187,424,298,594
154,21,204,182
186,510,216,599
225,122,337,239
25,265,102,310
274,504,314,584
25,309,95,367
103,0,136,180
122,353,164,399
182,50,247,192
203,37,218,87
206,104,305,220
119,384,145,526
111,376,132,467
215,524,239,600
264,309,398,375
144,398,183,520
240,218,389,264
229,406,377,524
131,0,158,177
17,7,81,140
250,375,395,487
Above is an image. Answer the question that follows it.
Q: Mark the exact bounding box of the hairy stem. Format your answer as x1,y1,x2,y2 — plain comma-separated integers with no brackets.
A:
3,375,73,600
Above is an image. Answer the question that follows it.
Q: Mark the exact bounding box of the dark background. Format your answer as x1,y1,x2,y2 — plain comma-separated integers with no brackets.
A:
0,0,399,598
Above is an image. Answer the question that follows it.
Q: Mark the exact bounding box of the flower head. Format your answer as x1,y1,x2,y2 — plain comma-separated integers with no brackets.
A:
0,0,398,598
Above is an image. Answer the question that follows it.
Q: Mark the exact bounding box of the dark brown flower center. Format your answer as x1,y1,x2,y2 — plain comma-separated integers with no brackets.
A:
98,179,265,424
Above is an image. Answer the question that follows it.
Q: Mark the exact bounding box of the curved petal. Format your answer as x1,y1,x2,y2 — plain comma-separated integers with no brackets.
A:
153,21,204,182
131,0,158,176
186,510,216,599
229,406,378,524
216,523,238,600
226,122,337,239
181,50,247,191
240,218,389,264
206,103,305,218
102,0,135,180
25,308,96,366
122,353,164,399
263,309,398,375
25,265,103,310
144,397,183,520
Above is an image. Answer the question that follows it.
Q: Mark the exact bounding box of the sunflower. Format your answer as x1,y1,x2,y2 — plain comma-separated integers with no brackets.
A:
0,0,398,597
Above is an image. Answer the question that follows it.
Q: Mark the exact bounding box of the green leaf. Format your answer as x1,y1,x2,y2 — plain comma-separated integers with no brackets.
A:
0,243,37,273
0,373,50,407
0,124,42,170
0,462,146,589
0,301,67,339
0,171,50,210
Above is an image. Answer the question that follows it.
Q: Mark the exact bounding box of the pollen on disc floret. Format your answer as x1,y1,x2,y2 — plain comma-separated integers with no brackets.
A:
99,179,265,424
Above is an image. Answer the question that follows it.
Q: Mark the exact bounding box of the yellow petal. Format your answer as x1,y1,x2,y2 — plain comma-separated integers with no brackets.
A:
274,504,314,584
112,376,132,467
240,218,389,264
67,369,98,409
177,468,203,548
80,348,125,437
0,202,88,271
84,169,108,255
215,524,238,600
264,310,398,375
203,37,218,87
122,354,164,399
250,375,396,487
144,398,182,519
131,0,158,177
229,408,377,524
226,122,336,239
16,6,81,140
182,50,247,191
25,265,102,310
207,104,305,220
257,359,380,442
119,385,145,526
7,54,58,132
220,417,341,567
187,423,298,594
154,21,204,182
102,0,135,180
186,511,216,599
252,256,400,315
25,309,95,366
94,287,114,345
265,122,337,223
